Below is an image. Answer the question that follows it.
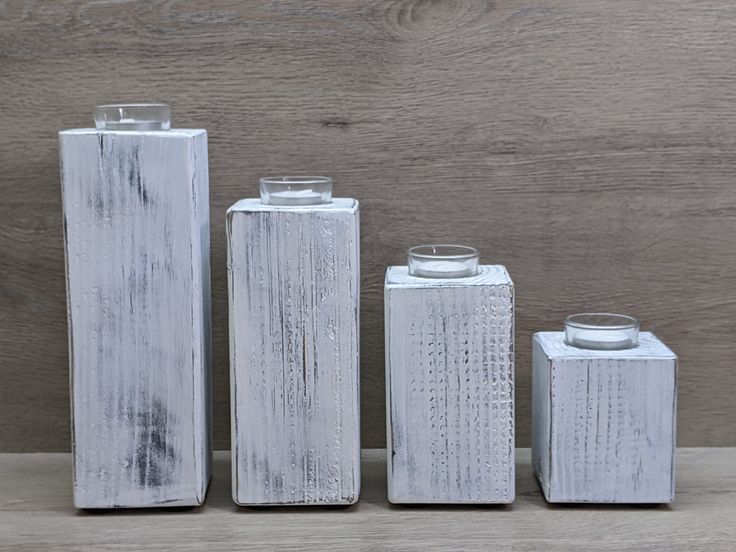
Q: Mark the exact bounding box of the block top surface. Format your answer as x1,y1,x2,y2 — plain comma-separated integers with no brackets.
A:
59,128,206,138
534,331,676,360
385,264,512,288
227,198,358,215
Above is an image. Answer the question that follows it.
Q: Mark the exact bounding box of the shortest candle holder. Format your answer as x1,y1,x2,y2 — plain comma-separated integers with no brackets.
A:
385,245,515,504
532,314,677,504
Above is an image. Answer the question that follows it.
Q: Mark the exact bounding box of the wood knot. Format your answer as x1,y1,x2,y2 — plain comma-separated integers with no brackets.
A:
320,117,352,129
382,0,495,42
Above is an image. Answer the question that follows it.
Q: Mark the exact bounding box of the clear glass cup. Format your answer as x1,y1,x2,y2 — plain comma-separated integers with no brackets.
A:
565,313,640,350
407,245,480,278
94,104,171,130
259,176,333,206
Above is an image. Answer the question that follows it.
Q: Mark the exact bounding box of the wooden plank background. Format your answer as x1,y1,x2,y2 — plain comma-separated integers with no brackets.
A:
1,0,735,451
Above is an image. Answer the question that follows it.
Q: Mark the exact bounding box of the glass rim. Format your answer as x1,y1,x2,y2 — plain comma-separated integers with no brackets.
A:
260,176,333,186
94,103,171,130
408,244,480,261
406,243,480,261
95,102,170,110
565,313,640,331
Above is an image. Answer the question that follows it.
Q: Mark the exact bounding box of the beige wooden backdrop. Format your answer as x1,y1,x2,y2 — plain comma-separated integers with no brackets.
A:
1,0,735,452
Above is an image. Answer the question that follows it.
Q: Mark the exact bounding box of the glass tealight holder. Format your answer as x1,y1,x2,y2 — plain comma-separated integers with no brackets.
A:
94,103,172,131
564,313,640,350
259,176,333,206
407,245,479,279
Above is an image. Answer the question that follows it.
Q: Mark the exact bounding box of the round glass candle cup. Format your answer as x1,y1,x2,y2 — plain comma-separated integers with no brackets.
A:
94,104,171,131
407,245,480,278
564,313,640,350
259,176,333,206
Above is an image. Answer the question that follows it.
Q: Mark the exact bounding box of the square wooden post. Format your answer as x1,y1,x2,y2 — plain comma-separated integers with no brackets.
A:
227,198,360,505
385,265,515,503
60,128,212,508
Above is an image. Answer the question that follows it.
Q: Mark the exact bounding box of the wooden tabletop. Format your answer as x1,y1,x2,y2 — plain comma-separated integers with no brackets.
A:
1,449,734,551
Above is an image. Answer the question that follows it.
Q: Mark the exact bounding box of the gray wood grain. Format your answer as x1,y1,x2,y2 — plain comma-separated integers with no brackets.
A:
0,449,734,551
1,0,736,451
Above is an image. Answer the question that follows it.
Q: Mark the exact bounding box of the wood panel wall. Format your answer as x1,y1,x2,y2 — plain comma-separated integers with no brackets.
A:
1,0,735,451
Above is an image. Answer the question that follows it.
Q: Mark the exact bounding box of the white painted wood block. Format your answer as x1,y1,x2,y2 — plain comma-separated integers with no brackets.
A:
385,265,515,503
532,332,677,503
227,198,360,505
59,128,212,508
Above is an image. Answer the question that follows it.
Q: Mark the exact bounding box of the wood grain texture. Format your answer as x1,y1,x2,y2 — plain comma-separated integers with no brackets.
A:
0,449,735,551
227,199,360,505
532,332,677,503
59,129,212,507
2,0,736,451
385,265,514,503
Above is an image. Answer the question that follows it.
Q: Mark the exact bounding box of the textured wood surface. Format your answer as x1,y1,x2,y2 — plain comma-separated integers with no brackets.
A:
385,265,514,503
60,129,212,507
2,0,736,451
227,199,360,504
0,449,734,551
532,332,677,503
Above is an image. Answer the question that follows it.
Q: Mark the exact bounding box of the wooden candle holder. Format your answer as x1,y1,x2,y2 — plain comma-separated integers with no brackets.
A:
532,331,677,503
227,183,360,506
385,257,515,504
60,107,212,509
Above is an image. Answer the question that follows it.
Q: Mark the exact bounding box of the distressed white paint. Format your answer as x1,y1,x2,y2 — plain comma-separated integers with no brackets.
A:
385,265,515,504
227,198,360,505
532,332,677,503
59,128,212,508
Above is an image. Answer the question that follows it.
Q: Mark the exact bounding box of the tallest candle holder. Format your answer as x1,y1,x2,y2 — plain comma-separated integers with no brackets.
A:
227,176,360,505
59,104,212,508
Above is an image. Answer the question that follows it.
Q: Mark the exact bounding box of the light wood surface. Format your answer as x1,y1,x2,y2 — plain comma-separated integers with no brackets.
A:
2,0,736,451
0,449,734,551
